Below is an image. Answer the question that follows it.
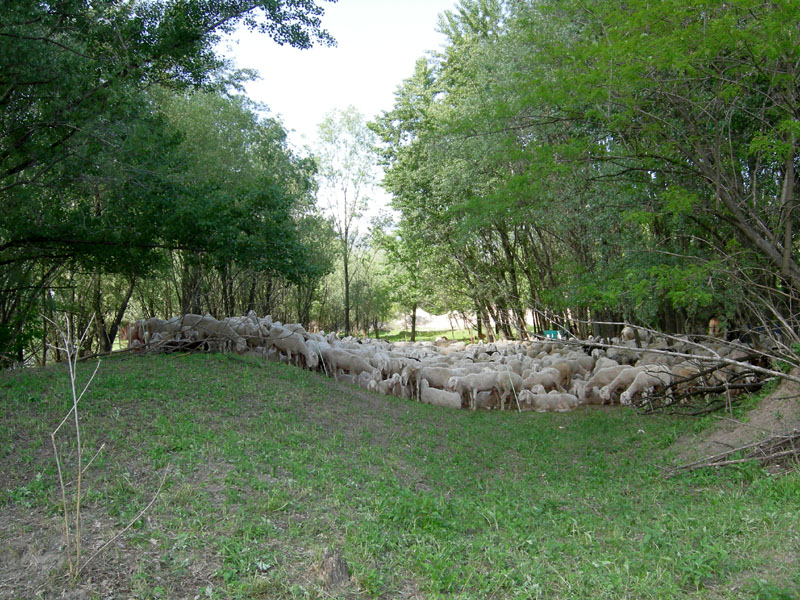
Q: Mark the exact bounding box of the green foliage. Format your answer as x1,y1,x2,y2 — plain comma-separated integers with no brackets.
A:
0,0,336,362
0,0,333,260
315,107,381,335
159,89,315,279
370,0,800,339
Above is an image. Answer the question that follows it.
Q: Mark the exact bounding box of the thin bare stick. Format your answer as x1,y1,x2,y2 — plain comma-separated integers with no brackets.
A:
76,359,102,404
50,431,73,574
680,449,800,470
47,313,96,577
51,359,102,437
69,317,93,572
570,336,800,385
670,430,800,474
81,443,106,475
505,366,521,413
675,439,782,470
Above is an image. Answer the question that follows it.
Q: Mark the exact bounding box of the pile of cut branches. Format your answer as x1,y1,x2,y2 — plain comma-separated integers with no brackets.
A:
670,429,800,475
633,360,768,416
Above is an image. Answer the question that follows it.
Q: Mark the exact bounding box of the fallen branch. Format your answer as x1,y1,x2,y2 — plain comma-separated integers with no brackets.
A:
669,429,800,475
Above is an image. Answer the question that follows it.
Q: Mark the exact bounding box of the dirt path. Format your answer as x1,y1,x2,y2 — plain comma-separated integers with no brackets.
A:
671,373,800,464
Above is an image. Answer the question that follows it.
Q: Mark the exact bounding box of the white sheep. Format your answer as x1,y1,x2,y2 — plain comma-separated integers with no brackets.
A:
400,363,421,393
143,317,167,339
670,361,703,394
502,358,526,375
546,358,587,385
474,389,500,410
375,373,402,396
322,348,380,381
269,330,319,370
495,369,524,410
416,365,463,399
569,378,587,402
447,371,500,410
542,391,580,411
226,317,264,348
187,314,248,352
522,367,564,393
619,365,674,405
606,341,640,365
518,390,579,412
569,351,595,373
357,371,376,390
419,380,463,409
593,356,619,371
583,365,628,404
599,366,645,404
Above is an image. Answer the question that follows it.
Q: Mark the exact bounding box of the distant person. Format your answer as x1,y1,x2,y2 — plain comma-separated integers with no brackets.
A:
708,317,721,337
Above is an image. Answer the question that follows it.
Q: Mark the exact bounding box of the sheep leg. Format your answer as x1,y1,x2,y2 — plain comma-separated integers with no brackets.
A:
329,359,339,381
494,384,505,411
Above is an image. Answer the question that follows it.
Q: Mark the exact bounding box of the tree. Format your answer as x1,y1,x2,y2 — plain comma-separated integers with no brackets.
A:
293,213,337,328
158,89,318,306
1,0,334,253
315,106,380,336
0,0,335,363
517,0,800,336
372,226,426,341
372,0,800,346
373,3,542,339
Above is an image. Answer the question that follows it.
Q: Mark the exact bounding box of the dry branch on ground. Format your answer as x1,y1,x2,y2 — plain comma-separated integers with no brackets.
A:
670,429,800,475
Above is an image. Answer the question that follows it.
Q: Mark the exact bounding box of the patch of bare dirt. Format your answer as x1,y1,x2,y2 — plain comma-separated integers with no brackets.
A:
0,504,144,600
0,490,230,600
671,373,800,465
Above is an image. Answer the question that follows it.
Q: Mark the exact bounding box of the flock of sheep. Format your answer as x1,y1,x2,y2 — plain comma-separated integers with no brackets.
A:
127,312,762,412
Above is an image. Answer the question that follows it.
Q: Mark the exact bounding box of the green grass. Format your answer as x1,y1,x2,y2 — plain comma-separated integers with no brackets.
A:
375,328,474,343
1,353,799,599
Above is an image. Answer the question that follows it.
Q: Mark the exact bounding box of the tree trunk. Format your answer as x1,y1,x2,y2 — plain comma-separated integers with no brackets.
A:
221,262,233,317
343,239,351,336
715,183,800,293
410,302,417,342
93,273,136,353
181,253,203,315
483,305,497,343
93,272,109,352
105,276,136,353
263,277,274,317
247,277,257,314
498,224,528,339
41,273,47,367
781,133,795,277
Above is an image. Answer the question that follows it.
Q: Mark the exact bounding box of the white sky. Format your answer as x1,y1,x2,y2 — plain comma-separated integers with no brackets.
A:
219,0,456,151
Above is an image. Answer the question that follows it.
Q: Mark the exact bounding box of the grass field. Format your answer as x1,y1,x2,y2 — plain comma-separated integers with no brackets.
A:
374,329,474,343
1,353,799,599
